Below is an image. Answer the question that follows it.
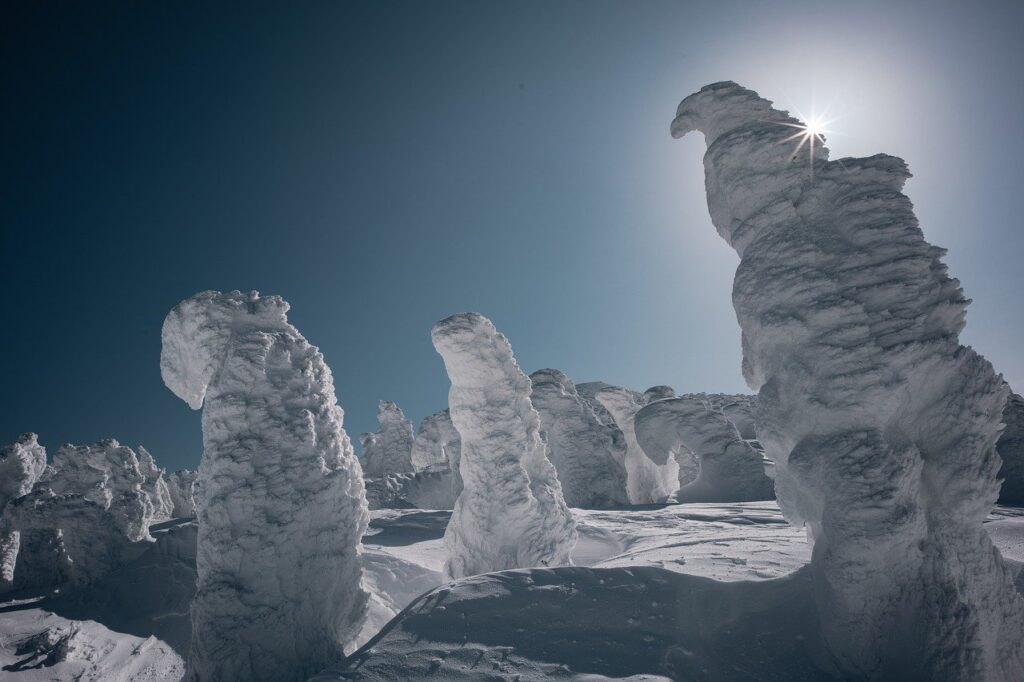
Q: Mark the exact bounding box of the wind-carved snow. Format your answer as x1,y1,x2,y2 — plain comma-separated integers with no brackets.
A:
529,369,629,508
431,313,577,579
596,387,679,504
360,401,415,477
166,469,197,518
634,396,774,502
999,392,1024,505
673,81,1024,679
161,290,369,682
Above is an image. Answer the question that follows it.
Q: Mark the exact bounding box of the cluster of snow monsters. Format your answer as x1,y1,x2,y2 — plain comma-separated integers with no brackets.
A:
673,81,1024,679
0,434,192,594
161,290,369,682
432,312,577,579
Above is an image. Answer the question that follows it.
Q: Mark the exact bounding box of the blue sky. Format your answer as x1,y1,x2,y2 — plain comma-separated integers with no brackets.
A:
3,1,1022,471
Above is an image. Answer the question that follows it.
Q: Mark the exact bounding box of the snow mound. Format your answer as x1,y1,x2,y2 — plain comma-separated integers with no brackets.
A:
530,369,629,508
360,401,415,477
161,290,369,681
311,565,835,682
634,396,774,502
674,81,1024,679
431,312,576,579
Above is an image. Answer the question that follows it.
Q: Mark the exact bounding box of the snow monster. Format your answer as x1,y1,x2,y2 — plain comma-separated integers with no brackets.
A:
161,290,368,682
672,81,1024,680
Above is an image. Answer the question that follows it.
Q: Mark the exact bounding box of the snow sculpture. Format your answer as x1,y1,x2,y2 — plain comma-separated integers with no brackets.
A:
167,469,197,518
634,397,773,502
411,409,461,473
673,81,1024,679
998,392,1024,505
138,447,174,522
47,440,153,542
596,387,678,504
529,369,629,507
0,433,47,512
161,290,368,682
431,312,576,579
360,401,415,477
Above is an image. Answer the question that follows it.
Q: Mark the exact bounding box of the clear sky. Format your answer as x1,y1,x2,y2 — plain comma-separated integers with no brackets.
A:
3,1,1022,471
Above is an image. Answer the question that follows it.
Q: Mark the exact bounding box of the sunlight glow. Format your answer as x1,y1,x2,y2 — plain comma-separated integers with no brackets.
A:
777,108,837,178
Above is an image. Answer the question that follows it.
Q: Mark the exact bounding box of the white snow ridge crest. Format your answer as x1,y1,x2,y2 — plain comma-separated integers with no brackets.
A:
161,290,369,682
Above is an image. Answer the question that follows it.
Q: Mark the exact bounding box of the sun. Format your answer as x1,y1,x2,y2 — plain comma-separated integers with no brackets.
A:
777,110,834,177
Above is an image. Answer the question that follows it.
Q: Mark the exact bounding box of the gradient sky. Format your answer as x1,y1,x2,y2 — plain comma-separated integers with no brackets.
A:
3,1,1022,471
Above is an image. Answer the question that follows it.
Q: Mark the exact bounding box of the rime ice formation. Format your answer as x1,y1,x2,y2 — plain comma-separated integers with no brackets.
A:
360,401,415,477
161,290,369,682
411,409,461,473
673,81,1024,679
431,313,576,579
47,440,154,542
720,395,758,441
167,469,197,518
998,392,1024,505
643,385,676,402
530,369,629,508
138,447,174,522
596,387,679,504
0,433,47,512
634,397,774,502
364,469,458,510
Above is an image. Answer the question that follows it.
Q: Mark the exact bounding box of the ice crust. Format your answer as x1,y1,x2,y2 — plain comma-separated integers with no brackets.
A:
634,396,774,502
161,290,369,681
529,369,628,508
596,386,679,504
431,312,577,579
360,401,415,477
673,81,1024,679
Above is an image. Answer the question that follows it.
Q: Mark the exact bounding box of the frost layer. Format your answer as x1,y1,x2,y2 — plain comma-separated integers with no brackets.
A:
431,313,576,579
360,401,415,477
530,369,628,508
161,290,368,682
673,81,1024,679
634,397,773,502
596,387,679,504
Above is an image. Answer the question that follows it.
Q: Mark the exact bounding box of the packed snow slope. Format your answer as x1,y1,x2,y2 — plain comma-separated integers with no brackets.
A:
672,81,1024,680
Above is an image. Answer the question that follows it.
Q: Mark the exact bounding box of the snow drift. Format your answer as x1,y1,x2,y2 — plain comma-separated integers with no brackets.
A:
431,312,576,579
673,81,1024,680
161,290,369,681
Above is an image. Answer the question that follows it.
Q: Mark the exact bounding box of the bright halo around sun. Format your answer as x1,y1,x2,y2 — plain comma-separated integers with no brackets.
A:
778,109,835,178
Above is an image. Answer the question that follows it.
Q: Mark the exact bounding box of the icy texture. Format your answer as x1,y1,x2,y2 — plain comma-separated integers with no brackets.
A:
0,433,47,512
634,396,774,502
529,369,628,508
138,447,173,523
166,469,197,518
359,401,415,477
673,81,1024,679
47,440,154,542
431,313,576,579
595,387,679,504
998,392,1024,505
410,409,461,474
161,290,368,681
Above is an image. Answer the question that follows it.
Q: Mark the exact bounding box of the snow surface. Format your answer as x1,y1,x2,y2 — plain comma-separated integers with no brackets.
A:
673,81,1024,680
161,290,369,681
530,369,629,508
359,401,415,477
431,312,577,579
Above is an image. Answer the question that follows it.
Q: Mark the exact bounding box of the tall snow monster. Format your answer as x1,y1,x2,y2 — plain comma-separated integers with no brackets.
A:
161,290,368,682
431,312,576,579
672,81,1023,680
